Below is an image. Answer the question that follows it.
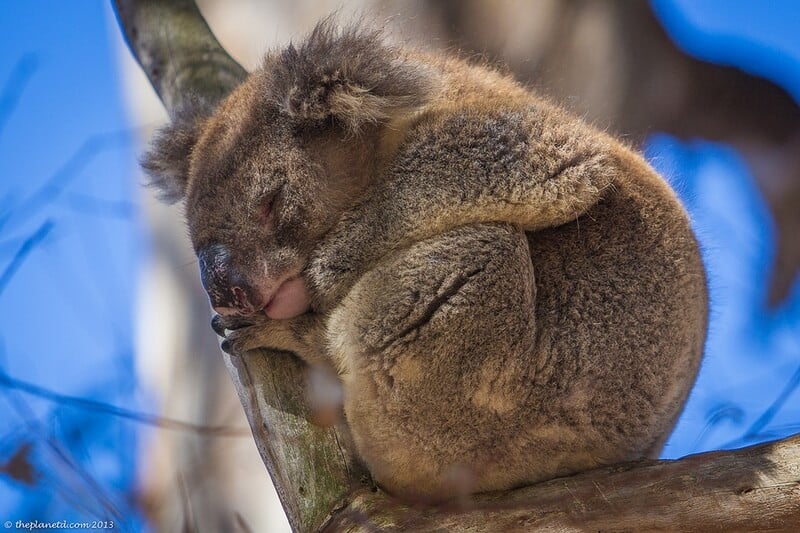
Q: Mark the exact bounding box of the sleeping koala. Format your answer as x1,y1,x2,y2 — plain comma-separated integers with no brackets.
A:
143,21,708,501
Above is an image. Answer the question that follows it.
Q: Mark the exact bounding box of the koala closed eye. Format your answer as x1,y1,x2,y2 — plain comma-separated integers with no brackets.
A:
259,179,290,228
260,190,278,226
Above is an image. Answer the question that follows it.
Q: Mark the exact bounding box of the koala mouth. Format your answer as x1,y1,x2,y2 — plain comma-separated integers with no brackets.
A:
262,275,311,320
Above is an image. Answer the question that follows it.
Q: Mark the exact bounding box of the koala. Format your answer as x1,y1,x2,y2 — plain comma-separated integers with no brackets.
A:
143,21,707,502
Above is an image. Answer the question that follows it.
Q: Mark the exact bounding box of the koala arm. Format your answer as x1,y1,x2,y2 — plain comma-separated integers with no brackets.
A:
309,103,628,308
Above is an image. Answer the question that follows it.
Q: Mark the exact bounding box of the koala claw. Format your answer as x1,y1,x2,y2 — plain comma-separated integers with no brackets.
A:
211,314,227,336
212,313,264,334
220,338,233,354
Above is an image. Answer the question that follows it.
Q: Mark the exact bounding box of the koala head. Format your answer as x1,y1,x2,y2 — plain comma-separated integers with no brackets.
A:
143,21,434,319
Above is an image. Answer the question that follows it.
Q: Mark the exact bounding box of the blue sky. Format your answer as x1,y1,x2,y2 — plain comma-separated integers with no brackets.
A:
653,0,800,102
0,1,143,526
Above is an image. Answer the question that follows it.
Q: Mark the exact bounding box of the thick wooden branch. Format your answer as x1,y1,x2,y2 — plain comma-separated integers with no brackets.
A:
113,0,247,114
224,349,367,532
323,434,800,531
113,2,800,532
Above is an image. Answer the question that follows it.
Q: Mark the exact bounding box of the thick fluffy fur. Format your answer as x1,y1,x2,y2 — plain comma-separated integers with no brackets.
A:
144,20,707,501
270,21,435,134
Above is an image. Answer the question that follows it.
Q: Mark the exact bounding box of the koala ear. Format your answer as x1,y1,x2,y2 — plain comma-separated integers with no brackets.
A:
141,97,211,204
273,20,436,134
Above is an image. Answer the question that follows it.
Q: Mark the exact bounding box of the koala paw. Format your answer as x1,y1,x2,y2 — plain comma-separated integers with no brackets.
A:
211,312,325,364
211,313,272,355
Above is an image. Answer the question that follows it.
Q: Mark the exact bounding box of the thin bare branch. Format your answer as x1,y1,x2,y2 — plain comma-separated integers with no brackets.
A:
0,220,54,296
0,367,249,437
1,129,133,231
0,54,38,141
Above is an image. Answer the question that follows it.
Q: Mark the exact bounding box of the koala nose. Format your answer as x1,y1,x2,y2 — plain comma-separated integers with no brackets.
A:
197,244,257,315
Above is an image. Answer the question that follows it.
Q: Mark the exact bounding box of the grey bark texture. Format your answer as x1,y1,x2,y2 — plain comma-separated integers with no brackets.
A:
113,1,800,531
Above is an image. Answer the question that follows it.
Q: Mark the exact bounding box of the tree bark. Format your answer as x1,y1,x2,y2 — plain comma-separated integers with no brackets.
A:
113,1,800,531
113,0,246,114
324,434,800,532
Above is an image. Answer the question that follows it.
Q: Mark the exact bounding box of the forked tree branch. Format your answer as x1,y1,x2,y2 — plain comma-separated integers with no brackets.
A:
112,1,800,531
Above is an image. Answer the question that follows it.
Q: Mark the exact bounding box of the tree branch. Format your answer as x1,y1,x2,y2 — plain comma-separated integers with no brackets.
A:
113,2,800,531
224,349,367,531
323,434,800,531
113,0,246,114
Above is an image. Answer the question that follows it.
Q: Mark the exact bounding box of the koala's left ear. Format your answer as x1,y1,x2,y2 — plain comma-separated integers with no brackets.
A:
141,97,211,204
274,21,437,134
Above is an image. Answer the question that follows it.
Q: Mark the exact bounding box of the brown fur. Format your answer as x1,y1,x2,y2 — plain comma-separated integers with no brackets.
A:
143,20,707,502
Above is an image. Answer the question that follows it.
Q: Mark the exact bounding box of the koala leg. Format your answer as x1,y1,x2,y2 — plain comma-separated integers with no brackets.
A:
326,222,539,501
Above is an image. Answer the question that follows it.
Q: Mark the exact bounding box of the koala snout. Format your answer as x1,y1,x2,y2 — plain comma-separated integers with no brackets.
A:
197,243,258,316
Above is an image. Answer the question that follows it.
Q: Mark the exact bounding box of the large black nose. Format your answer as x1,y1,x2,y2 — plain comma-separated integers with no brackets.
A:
197,244,257,315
